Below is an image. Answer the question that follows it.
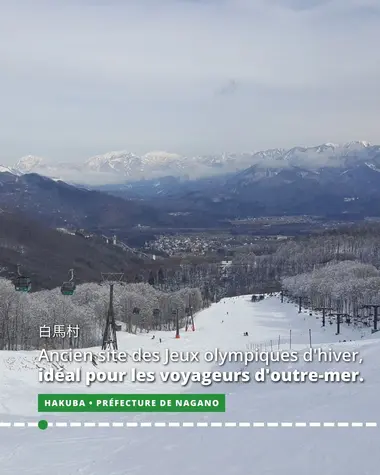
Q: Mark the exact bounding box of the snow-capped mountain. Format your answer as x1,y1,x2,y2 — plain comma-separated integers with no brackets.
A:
84,150,192,179
16,155,45,173
0,165,21,176
1,155,83,185
1,141,379,185
279,141,374,169
84,151,141,174
142,151,182,165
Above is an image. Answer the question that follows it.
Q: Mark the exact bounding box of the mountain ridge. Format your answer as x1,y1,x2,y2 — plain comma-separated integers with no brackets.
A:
0,172,172,233
1,140,377,185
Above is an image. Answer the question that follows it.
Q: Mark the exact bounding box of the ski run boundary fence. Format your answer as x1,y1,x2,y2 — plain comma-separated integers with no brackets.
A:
245,329,311,353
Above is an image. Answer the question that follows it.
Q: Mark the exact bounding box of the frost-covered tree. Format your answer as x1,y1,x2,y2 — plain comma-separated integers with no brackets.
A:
282,261,380,327
0,277,205,350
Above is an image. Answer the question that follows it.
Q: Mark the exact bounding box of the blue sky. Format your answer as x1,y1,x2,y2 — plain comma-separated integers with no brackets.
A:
0,0,379,163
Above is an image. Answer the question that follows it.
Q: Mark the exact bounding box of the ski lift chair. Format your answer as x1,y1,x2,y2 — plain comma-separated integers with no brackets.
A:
61,269,76,295
14,275,32,292
61,281,76,295
14,265,31,292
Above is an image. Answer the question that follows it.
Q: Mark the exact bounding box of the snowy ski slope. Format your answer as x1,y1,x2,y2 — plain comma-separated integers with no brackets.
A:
0,294,379,475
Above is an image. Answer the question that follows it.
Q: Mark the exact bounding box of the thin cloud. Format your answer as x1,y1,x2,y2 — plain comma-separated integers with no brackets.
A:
0,0,379,163
267,0,333,11
217,80,238,96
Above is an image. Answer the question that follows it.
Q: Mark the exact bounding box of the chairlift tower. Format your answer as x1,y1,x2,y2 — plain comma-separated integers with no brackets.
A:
153,308,161,332
101,272,124,351
172,309,180,339
315,306,334,327
297,296,303,313
131,307,140,333
331,312,346,335
361,304,380,333
185,297,195,332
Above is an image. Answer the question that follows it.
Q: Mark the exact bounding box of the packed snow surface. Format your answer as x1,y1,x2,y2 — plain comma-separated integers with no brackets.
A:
0,295,379,475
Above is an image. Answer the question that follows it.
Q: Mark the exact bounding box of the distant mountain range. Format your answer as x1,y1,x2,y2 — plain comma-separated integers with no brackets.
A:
2,140,380,226
0,172,172,234
1,141,379,185
96,141,380,221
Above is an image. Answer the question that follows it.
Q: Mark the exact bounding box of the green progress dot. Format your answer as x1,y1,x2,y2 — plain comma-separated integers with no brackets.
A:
38,420,48,430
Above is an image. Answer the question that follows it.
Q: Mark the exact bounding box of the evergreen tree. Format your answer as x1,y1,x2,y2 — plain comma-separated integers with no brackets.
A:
148,271,155,286
158,268,165,288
